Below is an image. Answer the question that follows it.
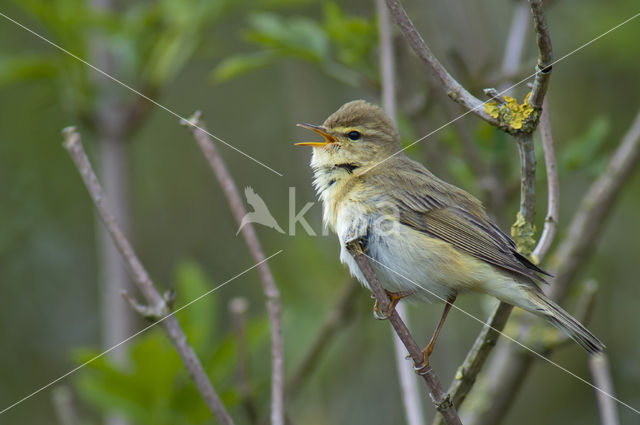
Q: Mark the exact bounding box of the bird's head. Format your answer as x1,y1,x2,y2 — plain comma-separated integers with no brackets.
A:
296,100,401,169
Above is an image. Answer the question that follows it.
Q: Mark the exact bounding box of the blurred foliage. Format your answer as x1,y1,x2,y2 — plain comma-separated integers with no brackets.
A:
212,2,377,86
73,261,269,424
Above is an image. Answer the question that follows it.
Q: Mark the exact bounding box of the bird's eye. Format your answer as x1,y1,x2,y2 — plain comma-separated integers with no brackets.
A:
347,130,361,140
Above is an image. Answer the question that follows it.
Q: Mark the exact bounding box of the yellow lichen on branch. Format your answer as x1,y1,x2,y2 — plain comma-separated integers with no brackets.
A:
485,92,536,131
510,211,537,257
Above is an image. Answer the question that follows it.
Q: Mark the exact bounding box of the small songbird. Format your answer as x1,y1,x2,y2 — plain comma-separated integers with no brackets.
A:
296,99,603,360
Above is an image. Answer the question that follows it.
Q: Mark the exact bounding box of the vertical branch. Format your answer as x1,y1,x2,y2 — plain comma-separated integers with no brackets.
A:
88,6,135,414
527,0,553,109
500,1,530,87
51,386,78,425
532,97,559,262
62,128,235,425
377,1,425,424
589,353,621,425
516,132,537,224
230,298,259,424
182,114,284,425
347,243,462,425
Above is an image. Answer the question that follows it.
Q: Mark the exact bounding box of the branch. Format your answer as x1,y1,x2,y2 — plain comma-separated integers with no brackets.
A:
62,127,235,425
532,97,559,262
230,297,260,425
589,353,621,425
383,0,501,127
51,386,78,425
464,109,640,425
287,279,360,396
346,242,462,425
181,113,284,425
527,0,553,109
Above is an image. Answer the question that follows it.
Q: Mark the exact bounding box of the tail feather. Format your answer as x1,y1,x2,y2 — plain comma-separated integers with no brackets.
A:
533,292,605,354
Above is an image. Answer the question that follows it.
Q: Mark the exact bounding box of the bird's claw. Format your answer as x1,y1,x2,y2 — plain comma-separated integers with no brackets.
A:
372,290,412,320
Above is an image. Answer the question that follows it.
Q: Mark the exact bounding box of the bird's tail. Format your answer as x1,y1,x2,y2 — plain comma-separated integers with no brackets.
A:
531,291,605,354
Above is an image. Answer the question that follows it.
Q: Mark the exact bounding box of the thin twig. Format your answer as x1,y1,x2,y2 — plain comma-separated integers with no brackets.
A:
181,114,284,425
532,96,559,262
500,1,530,89
51,386,78,425
346,242,462,425
62,127,235,425
527,0,553,109
464,109,640,425
377,1,426,423
230,297,259,425
589,353,621,425
287,279,360,396
383,0,500,127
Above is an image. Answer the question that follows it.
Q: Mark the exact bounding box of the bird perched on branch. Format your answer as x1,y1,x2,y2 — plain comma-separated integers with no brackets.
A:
296,99,603,362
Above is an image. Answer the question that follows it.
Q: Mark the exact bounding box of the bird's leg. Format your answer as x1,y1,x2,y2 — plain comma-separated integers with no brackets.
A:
420,295,456,365
373,290,413,320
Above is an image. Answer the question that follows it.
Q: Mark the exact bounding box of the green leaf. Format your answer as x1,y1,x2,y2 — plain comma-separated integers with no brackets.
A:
246,13,329,62
212,51,275,82
0,55,59,85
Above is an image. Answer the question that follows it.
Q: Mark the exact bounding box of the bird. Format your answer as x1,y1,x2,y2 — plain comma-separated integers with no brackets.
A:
236,186,285,235
295,99,604,362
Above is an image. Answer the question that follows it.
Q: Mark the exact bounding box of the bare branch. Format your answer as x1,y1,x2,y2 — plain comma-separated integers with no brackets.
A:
52,386,78,425
532,97,559,262
383,0,500,127
464,109,640,425
230,297,260,425
527,0,553,109
500,1,530,87
181,113,284,425
287,280,360,396
589,353,621,425
346,242,462,425
62,127,235,425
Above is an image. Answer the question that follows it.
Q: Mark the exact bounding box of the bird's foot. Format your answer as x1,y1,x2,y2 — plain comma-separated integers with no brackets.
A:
372,290,413,320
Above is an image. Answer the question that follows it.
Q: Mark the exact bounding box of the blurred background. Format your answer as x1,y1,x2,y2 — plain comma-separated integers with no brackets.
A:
0,0,639,424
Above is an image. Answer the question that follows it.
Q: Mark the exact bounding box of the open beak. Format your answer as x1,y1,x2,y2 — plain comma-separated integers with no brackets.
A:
295,123,337,147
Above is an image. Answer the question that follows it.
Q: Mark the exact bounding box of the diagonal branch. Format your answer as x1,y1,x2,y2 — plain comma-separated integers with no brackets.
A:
62,127,235,425
346,242,462,425
181,113,284,425
384,0,500,127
